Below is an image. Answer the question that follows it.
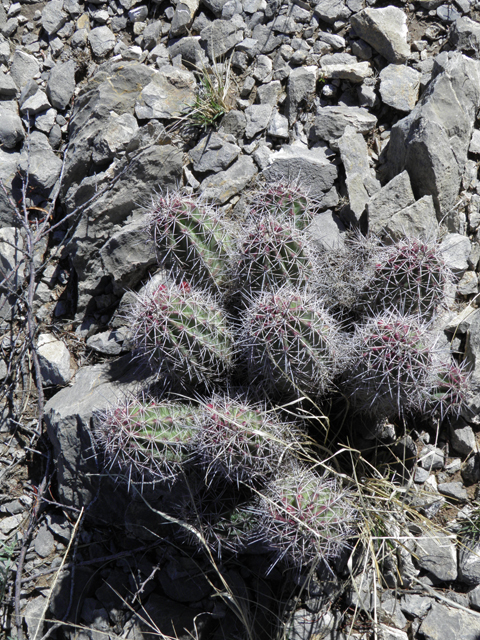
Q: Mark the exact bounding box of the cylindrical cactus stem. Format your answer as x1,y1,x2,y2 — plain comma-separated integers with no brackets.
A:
428,359,471,419
241,286,350,399
257,467,357,568
197,395,300,486
359,235,453,317
128,279,234,390
146,189,235,292
248,180,320,229
348,310,438,418
234,215,317,293
94,396,200,485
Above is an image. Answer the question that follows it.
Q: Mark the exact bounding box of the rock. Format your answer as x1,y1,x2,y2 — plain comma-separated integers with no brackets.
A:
92,112,139,164
167,36,204,67
267,111,289,138
458,271,479,296
41,0,67,36
437,4,462,21
400,594,433,618
18,131,62,192
419,445,445,470
47,60,76,110
439,233,471,276
135,66,196,119
171,0,199,37
35,108,57,134
469,584,480,610
383,195,439,241
420,602,480,638
450,17,480,57
367,170,415,234
0,227,24,293
245,104,273,139
253,54,273,82
286,65,317,126
200,19,243,61
20,90,50,116
379,595,408,630
200,155,257,203
387,54,480,224
379,64,421,112
88,26,116,57
10,50,39,90
338,128,380,222
142,20,162,49
351,7,410,64
0,35,10,65
158,556,211,602
0,108,23,149
24,596,47,640
314,105,377,150
438,481,468,501
218,109,246,138
189,132,240,173
263,141,338,198
309,210,346,251
87,329,129,355
0,72,17,97
451,420,477,455
314,0,351,24
378,626,408,640
320,61,373,83
250,24,282,55
37,333,72,386
287,609,343,640
0,149,20,226
34,523,55,557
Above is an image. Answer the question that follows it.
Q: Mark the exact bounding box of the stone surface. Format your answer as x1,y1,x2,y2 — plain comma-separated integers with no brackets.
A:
314,105,377,149
286,65,316,126
34,523,55,557
309,210,346,251
37,333,72,386
439,233,471,275
419,445,445,470
86,329,129,355
200,19,243,60
88,26,116,57
189,132,240,173
320,61,373,83
451,420,477,455
367,170,415,234
383,195,439,241
18,131,62,192
245,103,273,139
351,7,410,63
135,67,195,119
0,71,17,96
438,481,468,501
450,16,480,57
10,50,39,90
314,0,351,24
0,107,24,148
47,60,76,110
92,112,139,164
0,227,24,293
419,602,480,639
42,0,67,36
379,64,421,112
200,155,257,203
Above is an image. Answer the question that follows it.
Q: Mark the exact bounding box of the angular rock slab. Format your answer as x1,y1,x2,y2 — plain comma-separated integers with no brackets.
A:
414,535,457,582
419,602,480,639
200,155,257,203
189,131,240,173
135,66,196,120
351,7,410,64
450,16,480,58
314,105,377,150
379,64,421,112
387,53,480,227
367,170,415,234
383,195,438,241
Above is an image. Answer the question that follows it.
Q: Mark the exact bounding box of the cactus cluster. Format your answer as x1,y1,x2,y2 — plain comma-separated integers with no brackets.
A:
95,179,471,570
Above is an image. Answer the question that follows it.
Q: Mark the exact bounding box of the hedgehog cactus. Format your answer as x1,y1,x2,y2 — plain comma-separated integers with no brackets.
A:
197,395,298,486
128,279,234,389
429,360,471,418
360,236,453,317
348,310,438,418
241,287,349,399
94,397,200,484
258,468,357,567
146,189,234,292
234,215,317,294
248,180,319,229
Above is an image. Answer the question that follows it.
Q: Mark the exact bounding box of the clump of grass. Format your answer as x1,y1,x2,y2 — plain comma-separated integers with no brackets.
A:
185,59,233,130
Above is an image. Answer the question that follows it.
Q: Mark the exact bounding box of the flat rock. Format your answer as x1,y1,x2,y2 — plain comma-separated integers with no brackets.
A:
0,71,17,96
438,481,468,501
286,65,317,126
419,602,480,639
135,67,196,119
314,105,377,149
379,64,421,112
367,170,415,234
41,0,67,36
320,61,373,82
34,523,55,557
419,444,445,470
415,534,457,582
351,7,410,63
190,132,240,173
383,195,438,241
309,209,346,251
37,333,72,386
47,60,76,110
88,26,116,57
439,233,471,275
200,19,243,60
314,0,351,24
20,89,50,116
451,420,477,455
92,112,139,163
18,131,62,192
245,103,273,138
0,108,23,149
200,155,257,203
450,16,480,57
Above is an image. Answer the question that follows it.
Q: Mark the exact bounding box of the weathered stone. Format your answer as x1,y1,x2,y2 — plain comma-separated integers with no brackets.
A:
267,111,289,138
450,16,480,57
351,7,410,63
87,329,129,355
200,155,257,203
24,596,47,640
20,90,50,116
200,19,243,61
309,210,346,251
314,105,377,149
0,108,23,149
383,196,438,241
263,141,338,198
10,50,39,90
253,54,272,82
379,64,421,112
419,444,445,470
451,420,477,455
35,108,57,134
439,233,471,275
314,0,351,24
135,66,195,119
47,60,76,110
286,65,317,126
41,0,67,36
0,227,24,293
171,0,199,37
167,36,204,67
438,481,468,501
387,54,480,224
320,61,373,82
92,112,139,164
34,523,55,557
338,129,380,222
37,333,72,386
189,132,240,173
420,602,480,639
245,103,273,138
469,584,480,610
18,131,62,192
367,170,415,234
88,26,116,57
378,626,408,640
0,71,17,96
400,594,434,618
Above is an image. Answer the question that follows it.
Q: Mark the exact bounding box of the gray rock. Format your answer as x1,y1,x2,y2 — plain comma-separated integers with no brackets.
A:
465,311,480,423
320,61,373,83
142,20,162,49
462,454,480,482
92,112,139,164
458,271,479,296
202,0,228,16
41,0,67,36
419,445,445,470
190,132,240,172
263,141,338,198
24,596,47,640
380,596,407,630
286,66,317,126
314,105,377,150
167,36,204,67
200,19,243,61
0,148,20,226
34,523,55,557
171,0,199,37
439,233,471,276
378,626,408,640
257,80,283,105
87,329,129,355
309,210,346,251
0,72,17,96
271,15,297,35
10,50,39,90
436,4,462,22
400,593,433,618
415,467,430,483
338,129,380,222
438,481,468,501
135,66,196,119
18,131,62,192
35,108,57,134
387,54,480,224
37,333,72,386
0,108,24,149
253,54,273,82
0,35,10,65
383,196,438,241
415,534,457,582
200,155,256,203
267,111,289,139
250,23,282,54
367,170,415,234
47,60,76,110
20,90,50,116
245,103,273,138
287,609,344,640
218,109,246,138
450,17,480,57
351,7,410,64
314,0,351,24
379,64,421,112
88,26,116,57
451,420,477,455
420,602,480,638
0,227,24,293
469,584,480,610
